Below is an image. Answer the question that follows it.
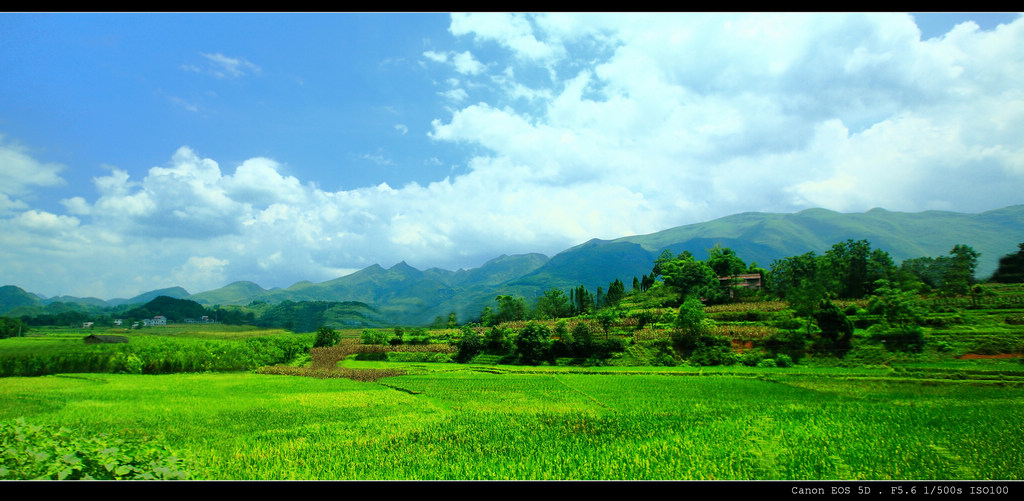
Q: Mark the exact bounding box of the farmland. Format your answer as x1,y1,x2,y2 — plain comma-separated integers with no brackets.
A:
2,364,1022,480
2,280,1024,480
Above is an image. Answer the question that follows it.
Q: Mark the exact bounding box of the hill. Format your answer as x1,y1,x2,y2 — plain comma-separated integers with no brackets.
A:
0,286,44,315
4,205,1023,323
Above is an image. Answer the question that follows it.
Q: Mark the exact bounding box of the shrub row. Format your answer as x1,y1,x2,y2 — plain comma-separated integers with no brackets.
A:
0,336,311,377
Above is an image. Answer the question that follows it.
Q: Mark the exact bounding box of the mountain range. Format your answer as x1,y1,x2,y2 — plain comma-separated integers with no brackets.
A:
4,205,1023,325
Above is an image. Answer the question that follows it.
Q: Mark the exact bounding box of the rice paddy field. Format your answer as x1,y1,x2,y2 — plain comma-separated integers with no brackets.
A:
2,361,1022,480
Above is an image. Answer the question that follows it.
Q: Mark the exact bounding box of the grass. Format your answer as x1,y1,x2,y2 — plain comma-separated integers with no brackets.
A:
1,364,1021,480
3,291,1024,480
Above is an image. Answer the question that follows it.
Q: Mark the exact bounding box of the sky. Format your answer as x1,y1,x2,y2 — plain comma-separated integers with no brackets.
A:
1,12,1022,299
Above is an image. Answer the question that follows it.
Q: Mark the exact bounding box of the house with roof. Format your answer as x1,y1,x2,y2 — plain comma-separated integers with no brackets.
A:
142,316,167,327
718,273,763,290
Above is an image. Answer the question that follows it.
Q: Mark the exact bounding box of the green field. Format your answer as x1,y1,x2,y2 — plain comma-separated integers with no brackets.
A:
2,360,1022,480
2,303,1024,480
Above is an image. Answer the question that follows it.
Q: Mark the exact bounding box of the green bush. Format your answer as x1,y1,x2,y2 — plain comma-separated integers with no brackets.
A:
313,327,340,348
813,299,854,357
453,326,483,363
738,350,766,367
756,358,777,368
690,343,736,366
869,327,925,353
772,310,803,330
763,329,809,362
0,336,312,377
484,326,512,355
513,323,551,365
360,329,388,345
0,418,193,480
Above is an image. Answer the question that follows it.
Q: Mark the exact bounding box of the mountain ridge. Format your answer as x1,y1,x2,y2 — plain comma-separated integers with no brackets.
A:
4,205,1023,323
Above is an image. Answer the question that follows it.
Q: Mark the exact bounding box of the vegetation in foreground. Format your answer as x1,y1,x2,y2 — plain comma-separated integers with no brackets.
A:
1,367,1021,480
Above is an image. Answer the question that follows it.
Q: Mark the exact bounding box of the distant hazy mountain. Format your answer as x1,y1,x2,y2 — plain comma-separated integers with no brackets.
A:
117,287,191,307
4,206,1022,322
189,281,269,305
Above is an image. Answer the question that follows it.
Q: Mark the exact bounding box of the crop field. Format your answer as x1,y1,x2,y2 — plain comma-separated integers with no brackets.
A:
3,288,1024,481
1,361,1022,480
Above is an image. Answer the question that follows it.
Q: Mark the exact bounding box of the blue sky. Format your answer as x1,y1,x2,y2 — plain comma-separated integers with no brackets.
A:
1,12,1022,299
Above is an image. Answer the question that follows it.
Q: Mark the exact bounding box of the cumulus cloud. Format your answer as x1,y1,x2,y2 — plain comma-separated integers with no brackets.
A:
3,13,1023,299
449,13,560,62
432,12,1024,223
0,137,65,198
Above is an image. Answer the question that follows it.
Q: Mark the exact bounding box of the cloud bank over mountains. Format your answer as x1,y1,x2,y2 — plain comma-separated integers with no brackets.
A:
2,13,1022,299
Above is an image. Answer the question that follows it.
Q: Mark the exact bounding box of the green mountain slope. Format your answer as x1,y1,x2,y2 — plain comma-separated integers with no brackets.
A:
7,205,1023,324
617,205,1024,277
190,281,269,305
0,286,44,315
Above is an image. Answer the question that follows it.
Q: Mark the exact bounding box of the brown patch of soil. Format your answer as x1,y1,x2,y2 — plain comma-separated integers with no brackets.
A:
958,353,1023,359
731,340,756,353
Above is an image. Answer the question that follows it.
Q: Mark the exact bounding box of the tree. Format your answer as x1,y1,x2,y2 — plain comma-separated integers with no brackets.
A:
674,296,711,337
605,279,626,307
533,288,572,319
991,243,1024,283
495,295,527,324
866,248,896,294
870,279,921,333
571,285,594,314
660,256,718,299
313,326,339,348
788,277,829,336
453,325,483,363
513,323,551,365
479,306,496,327
596,309,617,338
813,299,854,356
641,274,655,292
651,249,677,278
707,245,747,278
571,322,594,357
0,316,28,339
943,244,980,295
484,326,511,354
898,256,944,291
869,279,924,352
823,239,872,299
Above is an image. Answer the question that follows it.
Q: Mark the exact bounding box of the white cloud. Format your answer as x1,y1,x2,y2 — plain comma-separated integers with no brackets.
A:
422,50,448,63
222,157,307,207
449,13,559,62
452,51,485,75
172,256,230,293
440,88,468,102
0,137,65,197
198,52,261,78
11,209,79,234
4,13,1024,299
0,193,28,214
